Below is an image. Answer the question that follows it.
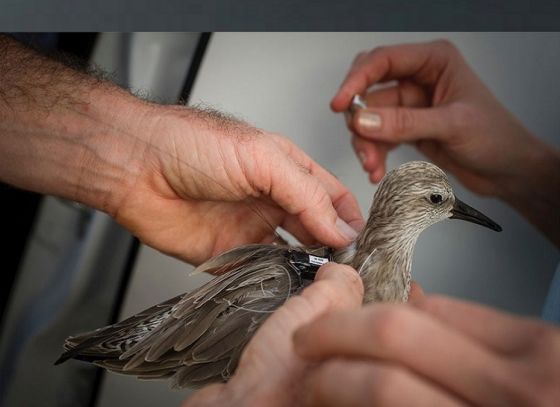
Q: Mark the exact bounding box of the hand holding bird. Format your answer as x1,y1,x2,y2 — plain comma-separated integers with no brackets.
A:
56,161,501,389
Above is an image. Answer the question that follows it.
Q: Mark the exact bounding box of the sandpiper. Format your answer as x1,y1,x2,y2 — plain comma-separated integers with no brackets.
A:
55,161,501,388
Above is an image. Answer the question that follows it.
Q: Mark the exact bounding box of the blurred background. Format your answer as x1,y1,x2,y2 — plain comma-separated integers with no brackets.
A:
1,32,559,407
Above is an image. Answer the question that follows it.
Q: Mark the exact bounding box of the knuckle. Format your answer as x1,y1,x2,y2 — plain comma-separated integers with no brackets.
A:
353,51,368,64
308,183,330,210
433,38,458,54
295,179,328,217
448,102,477,132
243,137,277,195
242,133,273,164
269,133,294,153
252,134,276,154
393,107,415,135
371,45,386,56
354,48,381,65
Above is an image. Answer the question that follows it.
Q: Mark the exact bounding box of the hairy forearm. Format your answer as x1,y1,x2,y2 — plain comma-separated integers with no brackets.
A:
498,138,560,249
0,35,156,214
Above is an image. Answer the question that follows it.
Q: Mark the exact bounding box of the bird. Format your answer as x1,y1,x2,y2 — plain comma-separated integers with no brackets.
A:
55,160,502,388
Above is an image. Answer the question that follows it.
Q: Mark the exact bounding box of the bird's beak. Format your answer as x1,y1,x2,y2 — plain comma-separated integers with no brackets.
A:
450,198,502,232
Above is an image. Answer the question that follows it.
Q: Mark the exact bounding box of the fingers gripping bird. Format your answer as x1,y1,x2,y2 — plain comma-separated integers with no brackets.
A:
55,161,501,388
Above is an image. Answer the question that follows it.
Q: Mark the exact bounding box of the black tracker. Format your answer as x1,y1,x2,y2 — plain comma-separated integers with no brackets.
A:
287,249,333,280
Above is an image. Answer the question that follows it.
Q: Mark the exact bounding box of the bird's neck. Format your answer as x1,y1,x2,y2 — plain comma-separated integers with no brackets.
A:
334,220,420,304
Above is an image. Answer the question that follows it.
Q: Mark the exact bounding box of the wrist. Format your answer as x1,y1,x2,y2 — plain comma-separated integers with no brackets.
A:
496,138,560,203
495,137,560,246
0,36,163,217
66,86,159,216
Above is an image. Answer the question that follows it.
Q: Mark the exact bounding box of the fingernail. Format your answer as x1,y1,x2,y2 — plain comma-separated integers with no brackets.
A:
357,150,367,165
336,217,359,240
357,111,382,132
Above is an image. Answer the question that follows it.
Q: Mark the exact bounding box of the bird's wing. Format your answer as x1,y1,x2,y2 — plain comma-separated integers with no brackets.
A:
54,293,183,365
57,244,305,388
192,243,279,275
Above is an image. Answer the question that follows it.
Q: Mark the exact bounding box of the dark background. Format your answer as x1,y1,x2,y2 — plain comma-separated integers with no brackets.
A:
0,33,98,325
1,0,560,31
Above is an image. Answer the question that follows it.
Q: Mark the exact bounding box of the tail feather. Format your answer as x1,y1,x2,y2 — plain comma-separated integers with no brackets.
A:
54,294,182,365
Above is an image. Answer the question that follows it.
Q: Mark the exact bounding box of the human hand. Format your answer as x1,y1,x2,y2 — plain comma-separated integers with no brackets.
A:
332,40,552,197
109,105,363,265
294,294,560,406
183,262,364,407
0,36,363,266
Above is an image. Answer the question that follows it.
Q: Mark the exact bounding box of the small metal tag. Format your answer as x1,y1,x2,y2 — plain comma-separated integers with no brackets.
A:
288,250,332,280
309,255,329,266
345,94,368,124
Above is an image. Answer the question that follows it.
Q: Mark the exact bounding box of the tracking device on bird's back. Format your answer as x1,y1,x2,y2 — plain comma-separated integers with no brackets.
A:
287,250,332,280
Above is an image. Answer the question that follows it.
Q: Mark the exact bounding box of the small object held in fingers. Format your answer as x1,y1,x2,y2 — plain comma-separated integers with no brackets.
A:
287,249,332,280
345,94,368,124
350,94,368,112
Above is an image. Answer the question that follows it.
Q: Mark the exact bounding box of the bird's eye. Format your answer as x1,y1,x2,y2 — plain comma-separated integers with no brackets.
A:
430,194,443,204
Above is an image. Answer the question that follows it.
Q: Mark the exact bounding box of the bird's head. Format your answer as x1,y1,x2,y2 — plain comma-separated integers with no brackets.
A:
365,161,501,245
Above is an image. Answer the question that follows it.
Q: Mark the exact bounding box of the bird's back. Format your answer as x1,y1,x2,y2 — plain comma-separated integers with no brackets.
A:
56,244,309,388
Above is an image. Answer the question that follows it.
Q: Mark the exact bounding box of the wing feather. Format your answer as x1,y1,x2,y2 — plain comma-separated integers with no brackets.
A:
56,244,313,387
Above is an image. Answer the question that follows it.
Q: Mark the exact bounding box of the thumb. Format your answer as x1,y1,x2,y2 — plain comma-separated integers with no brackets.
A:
311,262,364,309
264,150,360,248
353,106,451,143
